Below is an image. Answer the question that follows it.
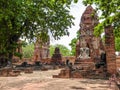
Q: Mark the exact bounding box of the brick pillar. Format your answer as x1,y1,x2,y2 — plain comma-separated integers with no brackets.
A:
105,25,116,74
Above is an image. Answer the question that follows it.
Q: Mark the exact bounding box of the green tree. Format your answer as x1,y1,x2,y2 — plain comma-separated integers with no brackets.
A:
69,38,77,56
22,43,34,58
50,45,55,57
82,0,120,37
0,0,77,60
115,37,120,51
69,30,80,55
50,44,71,56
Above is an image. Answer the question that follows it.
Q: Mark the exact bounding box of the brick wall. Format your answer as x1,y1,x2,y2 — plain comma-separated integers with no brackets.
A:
116,56,120,68
105,25,116,74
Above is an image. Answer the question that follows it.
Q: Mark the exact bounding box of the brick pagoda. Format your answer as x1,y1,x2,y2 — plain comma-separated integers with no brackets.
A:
33,38,50,62
75,5,103,63
53,6,108,79
51,47,62,64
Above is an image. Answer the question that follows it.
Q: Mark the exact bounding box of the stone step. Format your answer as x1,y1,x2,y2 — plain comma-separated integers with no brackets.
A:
74,61,94,65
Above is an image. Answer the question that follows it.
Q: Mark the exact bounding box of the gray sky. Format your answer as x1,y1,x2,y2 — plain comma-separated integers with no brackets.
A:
50,0,86,50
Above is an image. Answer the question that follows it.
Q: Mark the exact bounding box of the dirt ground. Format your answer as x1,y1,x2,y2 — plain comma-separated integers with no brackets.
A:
0,69,116,90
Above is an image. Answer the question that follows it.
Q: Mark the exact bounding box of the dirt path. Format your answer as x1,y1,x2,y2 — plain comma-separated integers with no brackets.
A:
0,69,115,90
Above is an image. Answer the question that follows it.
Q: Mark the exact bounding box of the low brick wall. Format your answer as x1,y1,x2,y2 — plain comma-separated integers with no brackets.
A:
40,56,75,64
62,56,75,64
41,57,51,64
12,56,75,65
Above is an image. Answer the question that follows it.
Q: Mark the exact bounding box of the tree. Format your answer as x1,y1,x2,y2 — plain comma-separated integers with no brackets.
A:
22,43,34,58
69,38,77,56
50,44,71,56
22,44,71,58
0,0,77,60
115,37,120,51
82,0,120,37
69,30,80,55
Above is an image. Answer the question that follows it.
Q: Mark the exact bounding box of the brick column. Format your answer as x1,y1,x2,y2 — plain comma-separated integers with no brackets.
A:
105,25,116,74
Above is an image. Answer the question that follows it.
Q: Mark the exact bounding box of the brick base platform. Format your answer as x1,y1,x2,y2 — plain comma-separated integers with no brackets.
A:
53,61,107,79
53,68,70,78
24,68,33,73
0,67,21,77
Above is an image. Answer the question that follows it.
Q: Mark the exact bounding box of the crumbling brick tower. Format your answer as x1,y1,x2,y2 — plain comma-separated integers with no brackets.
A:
105,25,116,74
33,38,50,62
76,5,103,62
53,6,108,79
51,47,62,64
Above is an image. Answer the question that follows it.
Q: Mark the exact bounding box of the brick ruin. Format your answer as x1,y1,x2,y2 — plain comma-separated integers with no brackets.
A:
33,38,50,62
0,6,117,78
51,47,62,64
53,5,116,78
74,6,106,75
105,25,116,74
75,5,103,62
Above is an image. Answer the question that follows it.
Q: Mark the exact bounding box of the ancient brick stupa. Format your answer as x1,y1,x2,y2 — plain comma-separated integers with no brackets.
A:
51,47,62,64
33,38,50,62
53,6,107,78
75,5,103,63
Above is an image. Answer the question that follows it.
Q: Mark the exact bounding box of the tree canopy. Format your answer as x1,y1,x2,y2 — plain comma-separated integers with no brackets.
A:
83,0,120,37
115,37,120,51
0,0,77,59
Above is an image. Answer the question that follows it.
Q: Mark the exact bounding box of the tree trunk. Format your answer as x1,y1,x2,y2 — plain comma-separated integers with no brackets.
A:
7,35,20,68
8,52,13,67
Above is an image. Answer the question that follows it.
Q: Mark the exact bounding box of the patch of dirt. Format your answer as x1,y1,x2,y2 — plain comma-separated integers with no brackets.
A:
0,69,114,90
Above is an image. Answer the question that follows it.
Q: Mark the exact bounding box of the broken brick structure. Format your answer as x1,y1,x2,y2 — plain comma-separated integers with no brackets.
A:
105,25,116,74
53,6,109,79
33,38,50,62
75,5,104,65
51,47,62,64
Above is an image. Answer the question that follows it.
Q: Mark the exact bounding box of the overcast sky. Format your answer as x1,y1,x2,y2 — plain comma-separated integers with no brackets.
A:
50,0,86,50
